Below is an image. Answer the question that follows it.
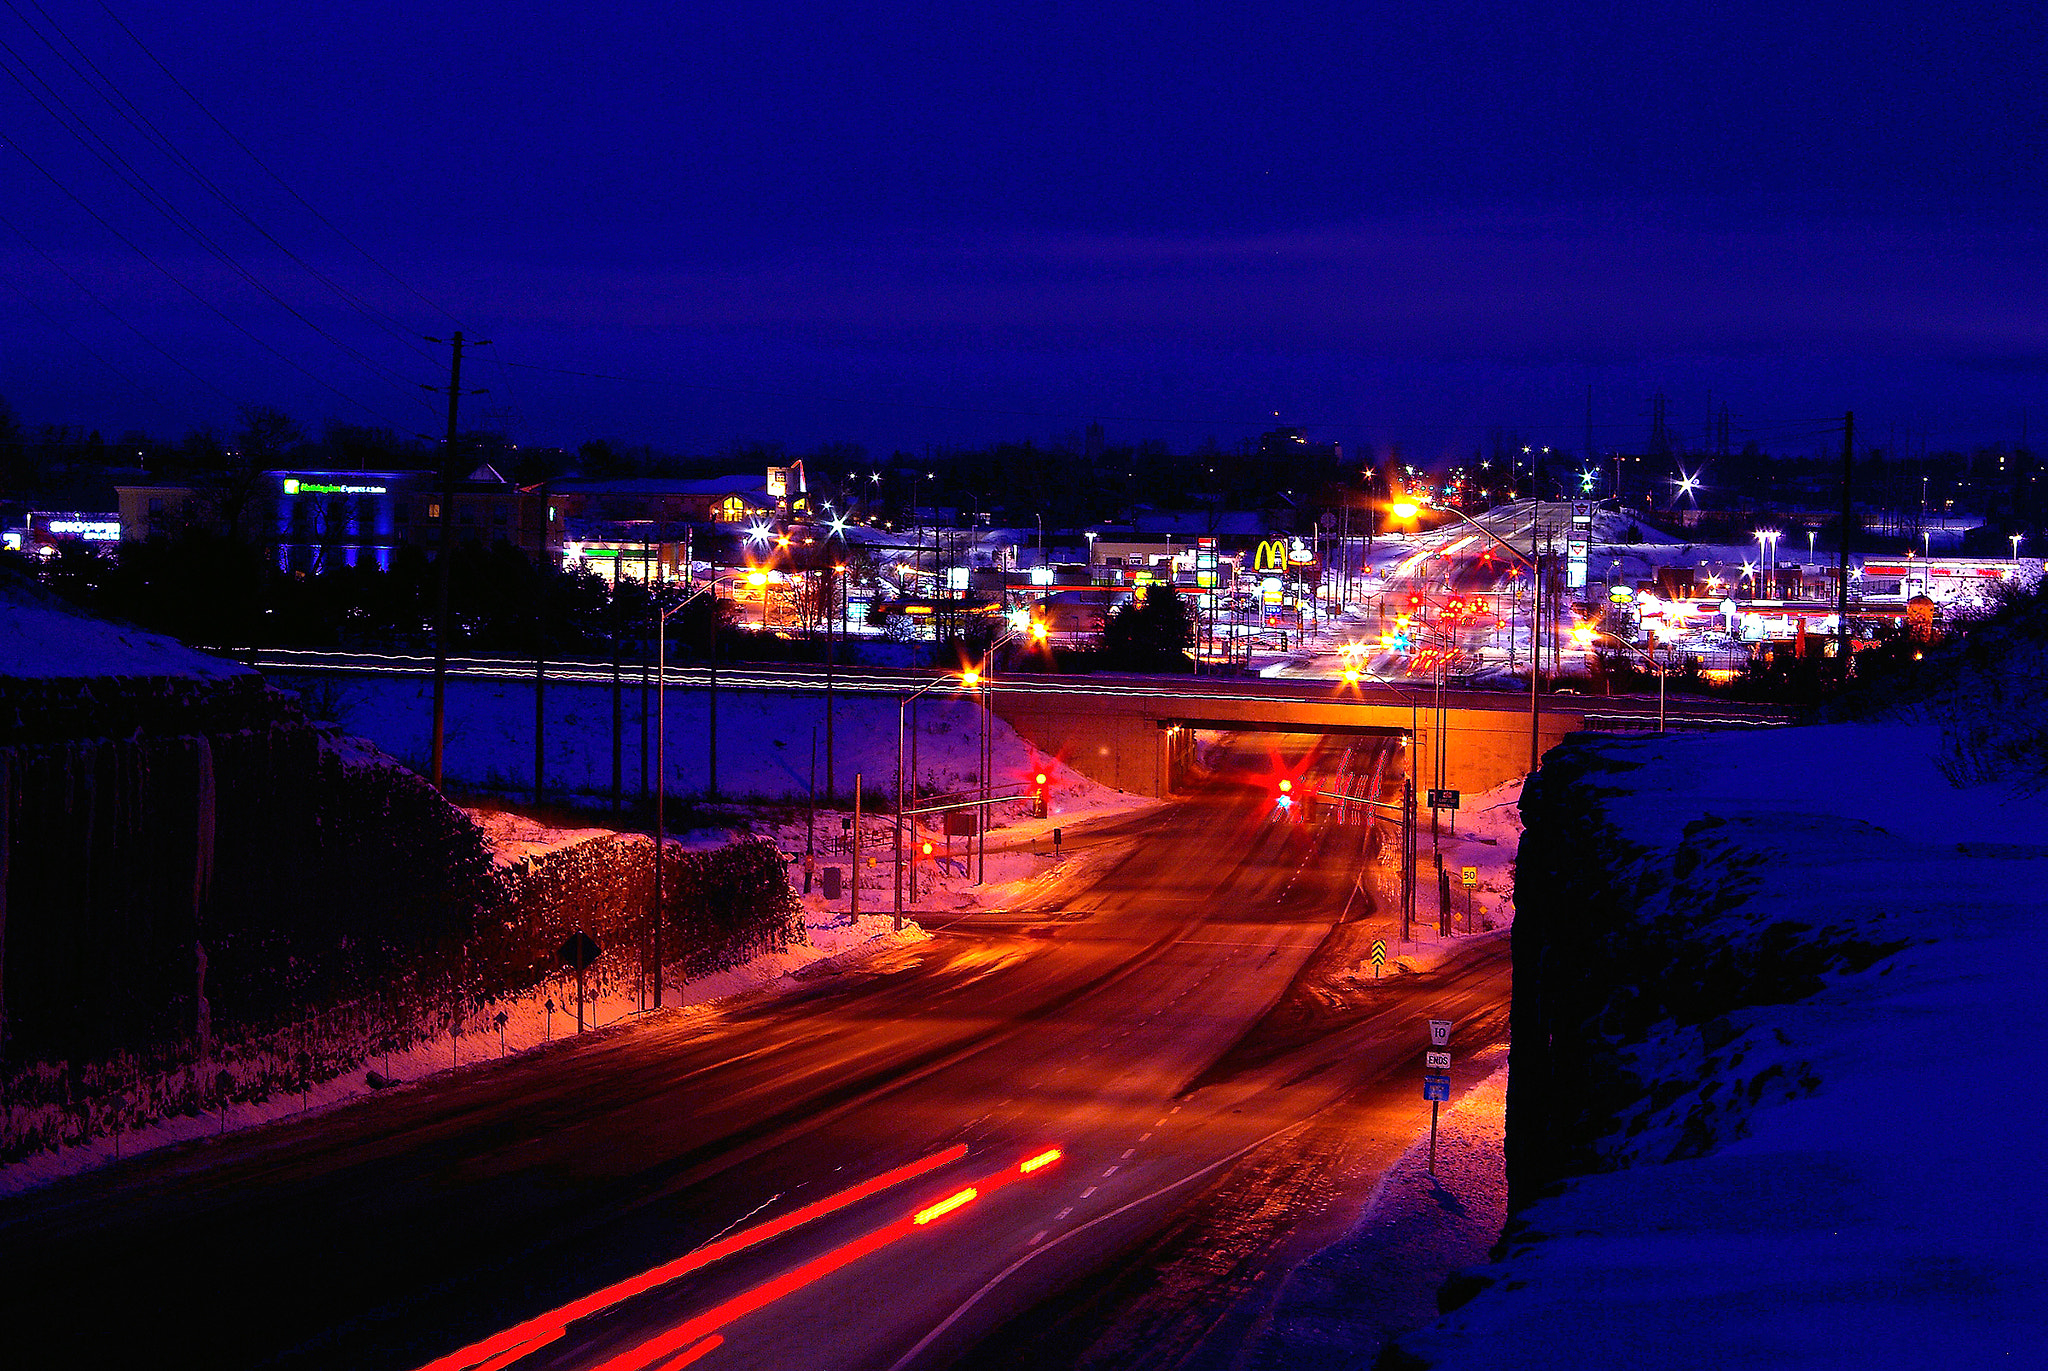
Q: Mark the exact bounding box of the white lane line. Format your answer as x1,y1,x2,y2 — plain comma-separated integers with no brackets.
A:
886,1117,1320,1371
1054,1207,1072,1221
1081,1186,1097,1199
1140,1132,1152,1141
1028,1231,1047,1246
1102,1166,1118,1177
1121,1148,1136,1160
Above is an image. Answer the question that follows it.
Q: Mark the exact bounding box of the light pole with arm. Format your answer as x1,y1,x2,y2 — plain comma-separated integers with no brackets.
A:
896,670,971,930
1571,623,1666,732
651,582,715,1010
1388,499,1543,775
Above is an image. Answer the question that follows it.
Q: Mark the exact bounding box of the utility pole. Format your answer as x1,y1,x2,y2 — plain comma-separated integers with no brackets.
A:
1529,501,1542,776
425,330,486,790
1838,411,1854,673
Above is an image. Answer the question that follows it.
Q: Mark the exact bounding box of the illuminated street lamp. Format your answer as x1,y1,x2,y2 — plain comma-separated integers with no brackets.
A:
1572,623,1666,732
1384,498,1543,776
896,670,975,928
2013,533,2025,561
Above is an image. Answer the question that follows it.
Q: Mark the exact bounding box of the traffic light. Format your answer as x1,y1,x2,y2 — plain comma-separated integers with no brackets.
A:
1033,771,1049,818
1274,777,1294,813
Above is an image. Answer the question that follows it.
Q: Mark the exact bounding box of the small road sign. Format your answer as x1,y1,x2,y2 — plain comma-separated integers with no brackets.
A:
1461,866,1478,889
1428,1018,1453,1047
1425,1050,1450,1070
1423,1075,1451,1102
1370,938,1387,966
557,933,602,970
1427,789,1460,810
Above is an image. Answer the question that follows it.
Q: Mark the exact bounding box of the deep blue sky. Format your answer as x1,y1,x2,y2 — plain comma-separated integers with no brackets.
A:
2,1,2044,463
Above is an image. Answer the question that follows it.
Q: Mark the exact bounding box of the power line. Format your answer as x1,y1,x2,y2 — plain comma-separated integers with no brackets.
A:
93,0,462,330
0,206,232,404
0,87,414,427
0,259,186,419
0,25,431,412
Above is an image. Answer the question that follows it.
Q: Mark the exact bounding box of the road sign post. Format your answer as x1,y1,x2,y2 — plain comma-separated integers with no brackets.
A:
1370,938,1387,978
1424,1017,1453,1175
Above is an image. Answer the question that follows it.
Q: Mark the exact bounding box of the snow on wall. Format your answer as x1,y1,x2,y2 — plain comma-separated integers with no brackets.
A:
1387,722,2048,1368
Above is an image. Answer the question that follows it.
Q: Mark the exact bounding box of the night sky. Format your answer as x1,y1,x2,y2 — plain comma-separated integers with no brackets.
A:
2,1,2043,461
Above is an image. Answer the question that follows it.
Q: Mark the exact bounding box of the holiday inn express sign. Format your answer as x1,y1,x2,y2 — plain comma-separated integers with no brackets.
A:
282,478,389,496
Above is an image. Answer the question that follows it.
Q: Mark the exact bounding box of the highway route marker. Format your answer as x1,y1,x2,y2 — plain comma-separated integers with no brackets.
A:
1425,1017,1453,1174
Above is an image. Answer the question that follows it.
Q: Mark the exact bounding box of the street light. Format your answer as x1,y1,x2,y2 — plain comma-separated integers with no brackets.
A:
897,669,976,929
651,581,722,1008
1571,623,1666,732
1384,499,1543,776
2013,533,2025,562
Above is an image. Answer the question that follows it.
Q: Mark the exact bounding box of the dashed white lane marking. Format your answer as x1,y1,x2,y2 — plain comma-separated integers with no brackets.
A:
1102,1166,1118,1177
1121,1148,1136,1159
1054,1207,1072,1221
1081,1186,1097,1199
1139,1132,1152,1142
1029,1231,1047,1246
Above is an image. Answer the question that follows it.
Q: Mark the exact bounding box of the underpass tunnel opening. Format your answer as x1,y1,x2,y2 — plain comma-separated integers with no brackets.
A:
1162,722,1412,820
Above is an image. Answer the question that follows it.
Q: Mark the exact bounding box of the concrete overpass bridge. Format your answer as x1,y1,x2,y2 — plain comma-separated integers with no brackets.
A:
252,650,1791,800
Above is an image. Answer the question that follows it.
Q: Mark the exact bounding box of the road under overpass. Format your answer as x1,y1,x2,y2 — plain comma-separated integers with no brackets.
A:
987,678,1587,798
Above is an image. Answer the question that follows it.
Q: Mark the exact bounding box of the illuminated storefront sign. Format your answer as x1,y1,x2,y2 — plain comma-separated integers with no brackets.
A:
281,478,388,496
45,519,121,540
1253,539,1288,573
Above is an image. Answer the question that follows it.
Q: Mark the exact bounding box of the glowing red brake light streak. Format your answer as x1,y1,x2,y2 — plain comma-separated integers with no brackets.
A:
1017,1147,1062,1174
414,1144,968,1371
913,1187,978,1225
588,1147,1063,1371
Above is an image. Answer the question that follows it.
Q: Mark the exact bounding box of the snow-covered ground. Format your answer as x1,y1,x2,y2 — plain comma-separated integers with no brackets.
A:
1250,1058,1510,1368
0,825,929,1198
0,575,249,678
269,669,1132,813
1,676,1159,1197
1385,720,2048,1368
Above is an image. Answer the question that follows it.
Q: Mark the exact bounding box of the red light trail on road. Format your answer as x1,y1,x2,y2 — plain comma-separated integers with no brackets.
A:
586,1146,1062,1371
416,1144,970,1371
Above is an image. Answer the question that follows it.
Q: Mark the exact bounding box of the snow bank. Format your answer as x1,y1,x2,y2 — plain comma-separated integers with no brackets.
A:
0,574,250,680
1388,722,2048,1369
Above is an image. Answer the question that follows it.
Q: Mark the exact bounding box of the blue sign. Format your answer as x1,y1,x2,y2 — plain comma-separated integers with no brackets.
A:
1422,1074,1451,1102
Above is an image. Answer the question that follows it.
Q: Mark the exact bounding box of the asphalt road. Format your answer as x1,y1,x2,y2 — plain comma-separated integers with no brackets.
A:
0,735,1509,1371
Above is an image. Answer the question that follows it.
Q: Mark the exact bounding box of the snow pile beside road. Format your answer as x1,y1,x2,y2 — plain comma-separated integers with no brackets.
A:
1387,722,2048,1369
467,804,616,866
1251,1059,1510,1368
0,881,925,1199
0,574,250,679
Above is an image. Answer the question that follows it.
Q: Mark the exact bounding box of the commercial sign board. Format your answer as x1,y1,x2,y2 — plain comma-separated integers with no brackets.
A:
281,478,388,496
1253,539,1288,573
44,518,120,540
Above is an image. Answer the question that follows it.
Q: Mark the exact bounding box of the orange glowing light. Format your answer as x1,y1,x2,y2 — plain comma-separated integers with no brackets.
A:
913,1186,979,1225
1018,1147,1063,1174
745,570,768,588
961,668,982,687
1390,499,1421,519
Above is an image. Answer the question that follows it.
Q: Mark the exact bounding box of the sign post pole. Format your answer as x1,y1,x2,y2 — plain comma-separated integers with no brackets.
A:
1424,1018,1454,1176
